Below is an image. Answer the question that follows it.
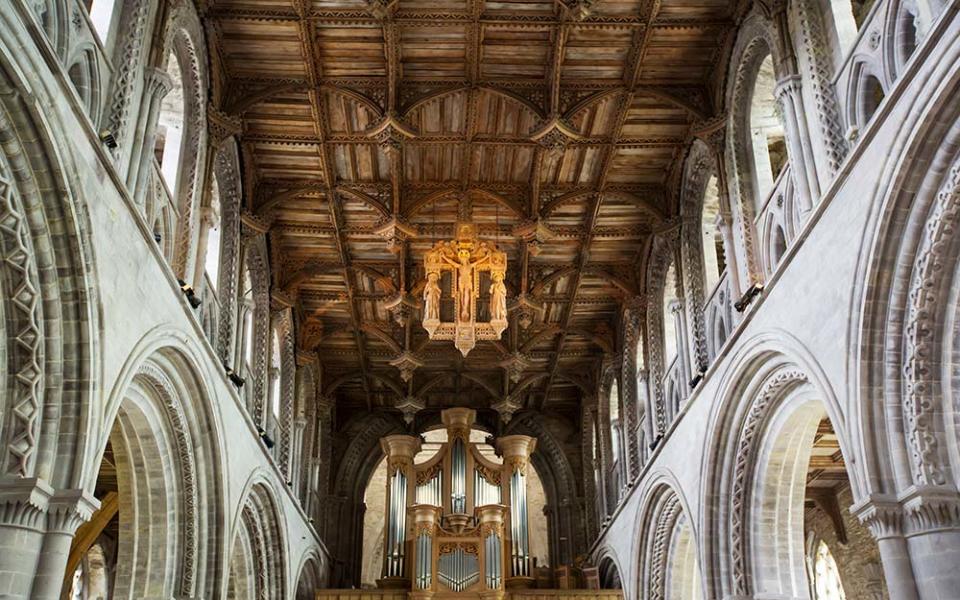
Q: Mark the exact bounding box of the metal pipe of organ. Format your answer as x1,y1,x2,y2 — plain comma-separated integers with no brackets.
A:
386,469,407,577
474,468,501,506
451,438,466,513
485,531,502,588
416,470,442,506
510,469,529,577
415,532,432,589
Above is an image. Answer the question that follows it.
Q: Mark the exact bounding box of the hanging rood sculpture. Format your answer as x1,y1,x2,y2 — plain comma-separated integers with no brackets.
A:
422,222,508,356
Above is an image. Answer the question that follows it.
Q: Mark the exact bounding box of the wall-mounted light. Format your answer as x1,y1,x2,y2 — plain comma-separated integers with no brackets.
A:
649,434,663,452
258,428,275,449
177,279,202,309
98,129,118,149
224,364,245,388
734,282,764,313
689,368,706,389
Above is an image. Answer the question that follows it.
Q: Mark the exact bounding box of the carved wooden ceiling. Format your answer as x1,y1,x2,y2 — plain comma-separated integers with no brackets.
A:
205,0,739,421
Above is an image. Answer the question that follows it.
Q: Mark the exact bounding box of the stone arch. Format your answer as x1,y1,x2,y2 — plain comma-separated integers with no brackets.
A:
701,332,861,599
229,476,288,600
724,10,781,288
158,2,208,281
644,231,682,437
0,44,99,490
272,308,297,478
847,59,888,133
635,479,703,600
328,411,405,586
295,549,326,600
29,0,70,59
213,138,243,363
89,341,225,598
856,35,960,502
65,45,103,126
597,552,624,589
239,234,271,425
508,412,589,566
678,140,720,376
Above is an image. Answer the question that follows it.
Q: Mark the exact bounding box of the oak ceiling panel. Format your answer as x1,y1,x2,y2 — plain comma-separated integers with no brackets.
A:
332,143,390,182
482,0,555,18
655,0,733,20
479,26,553,80
542,191,591,226
539,146,604,185
325,89,383,134
310,0,367,10
587,238,645,263
620,94,691,139
400,0,469,13
567,93,621,137
592,0,647,18
470,145,535,184
637,26,722,83
252,142,325,180
561,27,635,81
405,90,469,135
217,18,306,79
316,26,387,78
474,89,541,137
404,144,464,182
605,146,675,184
213,0,295,10
596,191,663,227
271,192,332,225
400,26,468,80
244,92,316,139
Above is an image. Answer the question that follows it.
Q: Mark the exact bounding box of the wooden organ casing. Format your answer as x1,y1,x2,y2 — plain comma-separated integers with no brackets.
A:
378,408,537,598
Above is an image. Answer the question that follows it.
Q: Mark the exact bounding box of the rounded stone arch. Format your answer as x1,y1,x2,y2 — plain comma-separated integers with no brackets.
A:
723,9,781,284
644,231,682,437
212,137,244,362
700,331,854,600
156,1,209,281
64,43,103,125
328,411,405,586
507,412,588,567
855,36,960,498
596,551,624,590
846,58,889,133
229,475,289,600
28,0,71,59
295,549,326,600
0,41,99,490
238,234,271,423
90,338,227,598
633,476,703,600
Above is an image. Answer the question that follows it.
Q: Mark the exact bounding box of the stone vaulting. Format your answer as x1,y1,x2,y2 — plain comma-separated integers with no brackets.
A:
0,0,959,598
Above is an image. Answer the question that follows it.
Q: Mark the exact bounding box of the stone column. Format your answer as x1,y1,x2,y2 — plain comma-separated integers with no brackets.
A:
716,210,742,307
669,298,690,399
770,3,821,213
854,496,920,600
901,486,960,599
0,478,53,598
129,67,173,208
191,205,218,290
30,490,99,599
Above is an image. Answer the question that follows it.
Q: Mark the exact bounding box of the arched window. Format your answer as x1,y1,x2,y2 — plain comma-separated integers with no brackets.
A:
83,0,116,43
701,175,725,293
748,54,788,207
608,378,621,463
239,263,256,373
269,327,282,420
203,177,222,291
156,51,185,193
812,541,847,600
662,259,679,367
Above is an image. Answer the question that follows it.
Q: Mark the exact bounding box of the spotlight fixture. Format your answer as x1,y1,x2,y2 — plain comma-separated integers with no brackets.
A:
689,368,706,389
260,431,276,449
224,365,245,388
177,279,202,309
98,129,118,149
153,232,162,243
649,434,663,452
734,282,764,313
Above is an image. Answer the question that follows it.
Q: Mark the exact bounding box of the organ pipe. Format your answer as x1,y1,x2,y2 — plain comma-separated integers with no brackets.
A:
451,437,466,513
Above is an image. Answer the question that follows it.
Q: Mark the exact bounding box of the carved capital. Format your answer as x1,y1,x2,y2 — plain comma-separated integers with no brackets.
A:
0,477,53,531
46,489,99,535
899,485,960,534
207,103,243,146
852,495,905,539
143,67,173,102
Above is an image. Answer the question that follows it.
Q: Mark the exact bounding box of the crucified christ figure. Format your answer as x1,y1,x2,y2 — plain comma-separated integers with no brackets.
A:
442,248,488,323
